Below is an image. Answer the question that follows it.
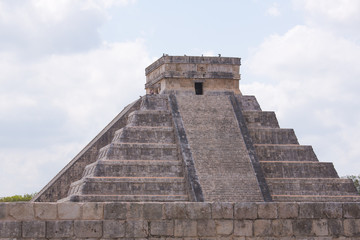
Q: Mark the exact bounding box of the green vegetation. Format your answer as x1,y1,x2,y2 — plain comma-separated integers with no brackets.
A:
0,193,36,202
344,175,360,194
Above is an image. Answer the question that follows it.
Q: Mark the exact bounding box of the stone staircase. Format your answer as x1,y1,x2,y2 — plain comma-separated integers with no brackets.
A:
240,95,360,202
63,95,189,202
176,94,264,202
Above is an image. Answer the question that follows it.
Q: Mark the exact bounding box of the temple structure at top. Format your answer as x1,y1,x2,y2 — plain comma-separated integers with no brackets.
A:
145,55,241,95
32,55,360,203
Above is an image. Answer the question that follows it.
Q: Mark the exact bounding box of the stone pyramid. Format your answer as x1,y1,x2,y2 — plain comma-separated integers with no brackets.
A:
32,55,360,203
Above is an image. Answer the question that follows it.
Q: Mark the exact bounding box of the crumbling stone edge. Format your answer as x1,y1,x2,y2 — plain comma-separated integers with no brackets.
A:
1,202,360,239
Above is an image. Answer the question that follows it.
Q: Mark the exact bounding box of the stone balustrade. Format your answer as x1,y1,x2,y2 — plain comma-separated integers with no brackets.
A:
1,202,360,239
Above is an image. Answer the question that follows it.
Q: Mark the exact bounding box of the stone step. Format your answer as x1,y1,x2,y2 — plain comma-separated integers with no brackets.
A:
266,178,358,196
113,126,175,144
140,95,169,110
82,160,183,178
127,110,172,127
98,143,178,161
272,195,360,202
249,128,299,144
243,111,279,128
260,161,339,178
237,95,261,111
69,177,186,196
64,194,189,202
254,144,318,161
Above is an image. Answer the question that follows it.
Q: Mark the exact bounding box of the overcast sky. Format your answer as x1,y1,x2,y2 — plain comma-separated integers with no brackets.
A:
1,0,360,197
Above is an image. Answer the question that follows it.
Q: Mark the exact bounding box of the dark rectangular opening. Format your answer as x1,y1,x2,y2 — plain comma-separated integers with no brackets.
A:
195,82,203,95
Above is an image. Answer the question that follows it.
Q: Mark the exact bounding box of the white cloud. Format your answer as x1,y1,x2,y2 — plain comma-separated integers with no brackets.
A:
0,0,136,57
294,0,360,23
0,0,148,197
0,40,151,197
293,0,360,41
267,3,281,17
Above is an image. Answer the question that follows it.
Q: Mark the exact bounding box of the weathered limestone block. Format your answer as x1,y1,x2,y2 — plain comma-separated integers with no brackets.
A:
125,220,149,238
8,202,34,220
292,219,313,236
344,219,360,237
164,203,188,219
34,202,57,220
328,219,344,237
299,203,341,219
312,219,328,236
82,202,104,220
0,221,21,238
254,219,272,236
215,219,233,235
150,220,174,236
104,202,127,220
323,203,343,218
174,219,197,237
46,220,74,238
343,203,360,218
58,202,82,220
22,220,46,238
234,220,253,237
258,203,278,219
186,202,211,219
299,203,325,219
0,204,7,220
103,220,126,238
143,203,163,220
127,202,144,219
74,220,103,238
272,219,293,237
212,202,234,219
197,219,216,237
278,203,299,219
234,203,257,219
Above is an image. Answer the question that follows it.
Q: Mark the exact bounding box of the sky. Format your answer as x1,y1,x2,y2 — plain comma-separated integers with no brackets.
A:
1,0,360,197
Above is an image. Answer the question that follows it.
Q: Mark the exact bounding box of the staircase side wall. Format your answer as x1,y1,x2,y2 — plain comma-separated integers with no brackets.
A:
1,202,360,239
32,99,142,202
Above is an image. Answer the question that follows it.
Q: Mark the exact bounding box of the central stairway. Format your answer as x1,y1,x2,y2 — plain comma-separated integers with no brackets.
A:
62,95,189,202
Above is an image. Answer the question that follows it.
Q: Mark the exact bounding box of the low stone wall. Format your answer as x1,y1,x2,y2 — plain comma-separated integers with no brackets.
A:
1,202,360,239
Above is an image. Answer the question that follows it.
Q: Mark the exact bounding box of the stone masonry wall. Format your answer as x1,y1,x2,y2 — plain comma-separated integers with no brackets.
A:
1,202,360,239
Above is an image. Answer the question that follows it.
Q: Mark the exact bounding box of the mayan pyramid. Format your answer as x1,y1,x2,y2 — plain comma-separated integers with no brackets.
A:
32,55,360,203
